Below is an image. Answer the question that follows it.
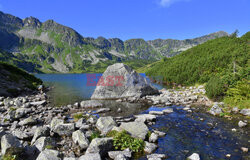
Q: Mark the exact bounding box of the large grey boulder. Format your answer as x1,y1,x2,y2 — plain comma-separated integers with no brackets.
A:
19,117,37,126
15,108,32,119
91,63,159,99
72,130,89,149
96,116,116,134
108,149,132,159
33,137,54,152
119,121,149,140
144,141,157,154
36,149,60,160
50,118,64,131
1,134,22,155
86,138,113,157
79,153,101,160
80,100,103,108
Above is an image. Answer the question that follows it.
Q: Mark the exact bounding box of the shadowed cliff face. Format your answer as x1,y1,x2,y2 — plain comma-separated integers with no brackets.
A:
0,11,228,73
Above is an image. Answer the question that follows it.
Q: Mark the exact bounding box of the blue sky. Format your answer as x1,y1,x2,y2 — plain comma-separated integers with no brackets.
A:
0,0,249,40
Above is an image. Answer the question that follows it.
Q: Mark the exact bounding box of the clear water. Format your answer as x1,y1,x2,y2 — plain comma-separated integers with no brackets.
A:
35,73,250,160
35,73,163,106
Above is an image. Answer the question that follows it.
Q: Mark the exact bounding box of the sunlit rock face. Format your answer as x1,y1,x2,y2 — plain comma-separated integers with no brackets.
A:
91,63,159,100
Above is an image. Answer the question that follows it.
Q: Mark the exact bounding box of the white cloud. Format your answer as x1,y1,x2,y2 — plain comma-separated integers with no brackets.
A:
159,0,189,7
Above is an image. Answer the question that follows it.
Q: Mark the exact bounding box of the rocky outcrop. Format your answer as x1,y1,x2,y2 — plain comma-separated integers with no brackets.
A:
91,63,159,99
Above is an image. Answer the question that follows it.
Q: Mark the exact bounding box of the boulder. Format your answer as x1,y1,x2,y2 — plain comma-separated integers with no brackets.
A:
238,121,247,128
31,126,50,145
96,116,116,134
33,137,54,152
15,108,32,119
50,118,64,131
36,149,60,160
18,117,37,126
144,141,157,154
72,130,89,149
30,100,46,106
119,121,149,140
108,149,132,159
79,153,101,160
91,63,159,100
80,100,103,108
53,123,75,136
240,109,250,116
147,154,166,160
187,153,200,160
149,133,158,143
86,138,113,157
1,134,22,155
135,114,156,123
209,104,223,116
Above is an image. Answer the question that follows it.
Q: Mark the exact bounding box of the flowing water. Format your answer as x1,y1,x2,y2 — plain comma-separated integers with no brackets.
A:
35,74,250,160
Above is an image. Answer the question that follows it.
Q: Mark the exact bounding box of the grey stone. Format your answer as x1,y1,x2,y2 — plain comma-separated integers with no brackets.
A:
209,104,223,116
240,109,250,116
153,130,166,137
86,138,113,157
12,130,32,140
144,141,157,154
75,118,86,128
135,114,156,123
119,121,149,140
149,111,164,115
15,108,32,119
50,118,64,131
72,130,89,149
36,149,60,160
95,108,111,114
80,100,103,108
33,137,54,152
1,134,22,155
91,63,159,100
187,153,200,160
108,149,132,159
238,121,247,128
53,123,75,136
149,133,158,143
163,108,173,113
19,117,37,126
79,153,101,160
114,154,128,160
30,100,46,106
64,158,77,160
96,116,116,134
147,154,166,160
31,126,50,145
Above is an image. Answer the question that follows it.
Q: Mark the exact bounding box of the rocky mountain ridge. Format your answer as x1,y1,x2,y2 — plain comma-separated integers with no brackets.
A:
0,11,229,73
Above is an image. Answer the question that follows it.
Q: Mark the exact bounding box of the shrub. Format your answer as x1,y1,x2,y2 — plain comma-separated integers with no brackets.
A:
107,130,145,153
89,131,102,142
205,76,226,100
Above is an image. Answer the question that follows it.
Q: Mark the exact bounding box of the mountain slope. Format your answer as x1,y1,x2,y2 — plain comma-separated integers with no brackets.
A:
0,11,228,73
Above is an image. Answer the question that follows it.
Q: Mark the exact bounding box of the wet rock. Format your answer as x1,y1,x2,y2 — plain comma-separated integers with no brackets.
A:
108,149,132,159
209,103,223,116
53,123,75,136
72,130,89,149
91,63,159,99
187,153,200,160
149,111,164,115
153,130,166,137
147,154,166,160
144,141,157,154
19,117,37,126
36,149,60,160
149,133,158,143
119,121,149,140
1,134,22,155
135,114,156,123
163,108,174,114
240,109,250,116
96,116,117,134
241,147,248,153
238,121,247,128
79,153,101,160
80,100,103,108
31,126,50,145
86,138,113,157
50,118,64,131
33,137,55,152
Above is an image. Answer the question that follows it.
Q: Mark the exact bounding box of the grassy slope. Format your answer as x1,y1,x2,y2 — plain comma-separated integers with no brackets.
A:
145,32,250,108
